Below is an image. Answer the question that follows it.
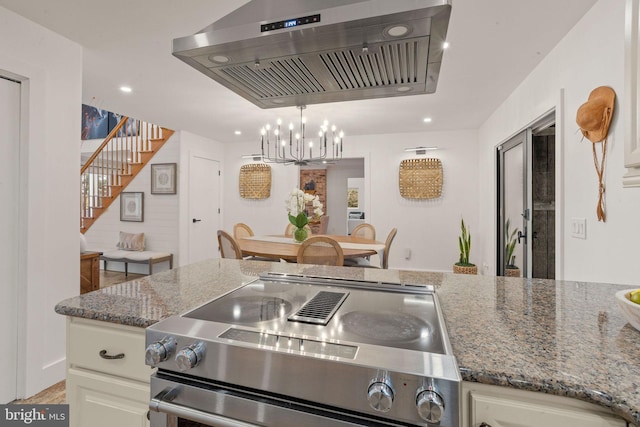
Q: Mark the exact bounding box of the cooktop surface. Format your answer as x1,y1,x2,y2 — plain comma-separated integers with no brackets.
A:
184,278,445,354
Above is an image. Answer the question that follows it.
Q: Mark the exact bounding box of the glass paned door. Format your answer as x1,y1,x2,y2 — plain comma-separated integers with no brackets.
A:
497,130,530,277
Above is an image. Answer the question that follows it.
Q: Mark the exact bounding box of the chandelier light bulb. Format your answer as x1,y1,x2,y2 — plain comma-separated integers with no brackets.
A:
334,136,340,144
289,123,294,131
265,124,271,131
331,125,337,132
339,131,344,138
276,118,282,125
302,117,307,124
309,141,313,147
295,133,300,140
323,119,329,127
260,128,266,135
318,130,323,137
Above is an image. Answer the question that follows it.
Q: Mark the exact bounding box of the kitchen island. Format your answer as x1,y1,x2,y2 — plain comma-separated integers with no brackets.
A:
55,259,640,426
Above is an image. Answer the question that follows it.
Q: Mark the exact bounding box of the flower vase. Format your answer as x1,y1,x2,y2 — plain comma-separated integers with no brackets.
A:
294,227,308,243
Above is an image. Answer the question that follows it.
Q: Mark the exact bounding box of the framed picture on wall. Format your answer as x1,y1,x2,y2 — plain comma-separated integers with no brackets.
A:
347,188,359,208
151,163,177,194
120,192,144,222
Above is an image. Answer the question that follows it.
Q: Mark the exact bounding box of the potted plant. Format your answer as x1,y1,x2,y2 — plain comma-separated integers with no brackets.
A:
286,188,323,242
504,219,520,277
453,218,477,274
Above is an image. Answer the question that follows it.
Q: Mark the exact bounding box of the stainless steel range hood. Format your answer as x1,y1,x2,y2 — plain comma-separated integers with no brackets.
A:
172,0,452,109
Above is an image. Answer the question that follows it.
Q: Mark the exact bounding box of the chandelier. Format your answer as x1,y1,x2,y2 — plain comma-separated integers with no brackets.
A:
260,106,343,165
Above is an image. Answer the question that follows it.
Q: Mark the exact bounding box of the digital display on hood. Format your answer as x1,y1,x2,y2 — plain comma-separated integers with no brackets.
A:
260,14,320,32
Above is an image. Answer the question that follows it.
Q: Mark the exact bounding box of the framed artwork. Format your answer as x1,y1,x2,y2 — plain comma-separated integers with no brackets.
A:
108,113,138,137
347,188,359,208
81,104,110,140
151,163,177,194
120,192,144,222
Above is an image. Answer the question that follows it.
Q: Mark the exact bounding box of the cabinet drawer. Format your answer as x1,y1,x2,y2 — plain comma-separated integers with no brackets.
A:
68,318,152,383
67,368,150,427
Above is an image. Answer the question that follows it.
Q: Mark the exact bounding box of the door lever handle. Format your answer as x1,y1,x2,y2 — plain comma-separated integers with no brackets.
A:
517,230,526,244
192,218,202,223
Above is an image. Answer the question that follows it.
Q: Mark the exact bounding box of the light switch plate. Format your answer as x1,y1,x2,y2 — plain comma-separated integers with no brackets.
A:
570,217,586,239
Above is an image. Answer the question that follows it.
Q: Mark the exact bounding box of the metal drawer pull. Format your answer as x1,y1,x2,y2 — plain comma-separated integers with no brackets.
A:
99,349,125,360
150,392,259,427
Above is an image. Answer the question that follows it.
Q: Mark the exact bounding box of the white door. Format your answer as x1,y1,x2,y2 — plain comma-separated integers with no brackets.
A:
188,154,220,263
0,76,20,403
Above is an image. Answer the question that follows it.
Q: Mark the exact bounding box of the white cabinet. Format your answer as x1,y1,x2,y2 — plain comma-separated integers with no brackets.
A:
65,317,152,427
462,382,627,427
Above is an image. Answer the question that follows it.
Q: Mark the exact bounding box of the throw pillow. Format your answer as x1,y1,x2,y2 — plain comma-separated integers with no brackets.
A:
116,231,145,251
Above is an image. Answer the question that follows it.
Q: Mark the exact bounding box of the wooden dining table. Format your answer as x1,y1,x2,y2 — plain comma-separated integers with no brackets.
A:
237,235,385,263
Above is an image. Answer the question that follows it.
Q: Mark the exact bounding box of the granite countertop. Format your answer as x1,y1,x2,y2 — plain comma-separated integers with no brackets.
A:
55,259,640,426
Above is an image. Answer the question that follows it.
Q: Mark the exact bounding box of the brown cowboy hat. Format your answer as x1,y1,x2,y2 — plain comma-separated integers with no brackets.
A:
576,86,615,143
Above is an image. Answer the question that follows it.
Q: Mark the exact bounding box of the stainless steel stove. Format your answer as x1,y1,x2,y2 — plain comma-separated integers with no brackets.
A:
145,273,461,427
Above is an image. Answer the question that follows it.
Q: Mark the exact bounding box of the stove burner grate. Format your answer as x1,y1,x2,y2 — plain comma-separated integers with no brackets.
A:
288,291,349,325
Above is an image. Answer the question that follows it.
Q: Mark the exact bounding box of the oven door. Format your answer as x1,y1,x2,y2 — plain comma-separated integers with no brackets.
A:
150,373,411,427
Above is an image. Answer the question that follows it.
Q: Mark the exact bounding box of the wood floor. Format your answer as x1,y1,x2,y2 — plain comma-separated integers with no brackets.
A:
9,269,145,405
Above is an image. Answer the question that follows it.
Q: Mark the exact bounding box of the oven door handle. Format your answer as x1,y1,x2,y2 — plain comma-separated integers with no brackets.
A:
150,392,259,427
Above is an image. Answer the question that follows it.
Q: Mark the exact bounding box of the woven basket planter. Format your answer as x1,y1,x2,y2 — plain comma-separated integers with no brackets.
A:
453,264,477,275
505,268,521,277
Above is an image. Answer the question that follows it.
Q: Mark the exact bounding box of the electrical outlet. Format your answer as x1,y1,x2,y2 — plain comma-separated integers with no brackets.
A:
570,217,586,239
404,248,411,260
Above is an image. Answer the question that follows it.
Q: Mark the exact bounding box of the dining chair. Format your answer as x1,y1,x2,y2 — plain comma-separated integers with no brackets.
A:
344,223,376,266
285,223,312,237
233,223,254,240
318,216,330,234
217,230,243,259
381,227,397,269
351,223,376,240
296,236,344,266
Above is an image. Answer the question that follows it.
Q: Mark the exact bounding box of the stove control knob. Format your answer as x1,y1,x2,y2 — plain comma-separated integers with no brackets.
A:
175,341,205,371
416,389,445,424
145,336,177,366
367,380,394,412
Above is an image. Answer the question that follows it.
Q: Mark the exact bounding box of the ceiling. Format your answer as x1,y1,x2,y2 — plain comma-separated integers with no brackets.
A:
0,0,598,144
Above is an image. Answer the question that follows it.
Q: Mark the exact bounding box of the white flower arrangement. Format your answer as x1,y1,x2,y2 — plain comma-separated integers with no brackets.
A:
286,188,323,229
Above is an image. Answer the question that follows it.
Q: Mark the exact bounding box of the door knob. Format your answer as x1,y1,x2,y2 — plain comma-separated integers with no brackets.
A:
192,218,202,223
517,230,526,244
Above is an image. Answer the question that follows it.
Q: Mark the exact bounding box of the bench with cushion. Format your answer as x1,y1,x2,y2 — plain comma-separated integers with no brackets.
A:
100,250,173,275
100,232,173,276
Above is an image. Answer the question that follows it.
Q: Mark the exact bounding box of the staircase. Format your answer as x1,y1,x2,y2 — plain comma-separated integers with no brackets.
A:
81,116,174,233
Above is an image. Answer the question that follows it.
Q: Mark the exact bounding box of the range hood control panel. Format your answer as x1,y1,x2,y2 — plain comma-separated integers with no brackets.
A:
261,14,321,32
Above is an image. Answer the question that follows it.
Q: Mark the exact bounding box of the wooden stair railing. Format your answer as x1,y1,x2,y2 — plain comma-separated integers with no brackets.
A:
81,116,175,233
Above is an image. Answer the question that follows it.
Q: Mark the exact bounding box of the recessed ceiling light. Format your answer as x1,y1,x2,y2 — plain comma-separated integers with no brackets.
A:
234,130,242,135
120,86,132,93
423,117,432,123
443,42,450,49
385,24,410,37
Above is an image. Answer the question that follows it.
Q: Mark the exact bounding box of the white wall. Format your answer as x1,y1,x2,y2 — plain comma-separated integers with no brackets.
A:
224,142,301,236
0,6,82,398
224,129,479,271
84,134,180,274
477,0,640,285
